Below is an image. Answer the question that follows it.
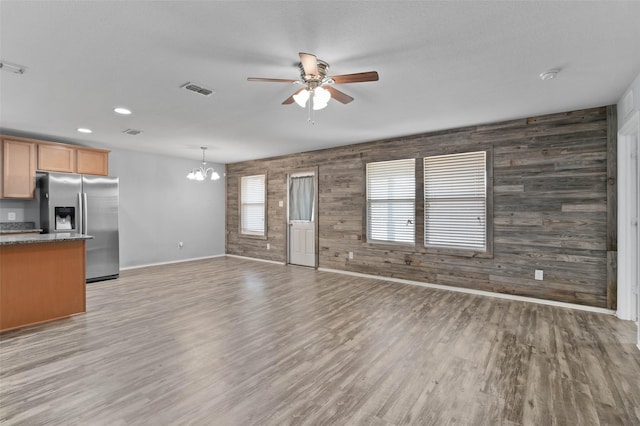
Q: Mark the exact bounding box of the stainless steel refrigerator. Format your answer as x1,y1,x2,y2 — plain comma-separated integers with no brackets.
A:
38,172,119,282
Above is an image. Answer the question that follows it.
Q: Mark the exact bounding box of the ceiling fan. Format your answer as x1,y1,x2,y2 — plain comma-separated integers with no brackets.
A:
247,52,379,111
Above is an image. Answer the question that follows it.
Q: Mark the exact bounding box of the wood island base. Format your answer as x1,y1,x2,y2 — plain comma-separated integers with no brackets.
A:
1,240,86,332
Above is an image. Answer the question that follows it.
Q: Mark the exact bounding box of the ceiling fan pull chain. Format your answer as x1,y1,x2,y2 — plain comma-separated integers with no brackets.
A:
308,90,315,125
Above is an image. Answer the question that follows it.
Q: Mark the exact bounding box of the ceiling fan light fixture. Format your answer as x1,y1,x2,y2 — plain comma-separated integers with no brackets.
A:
312,86,331,110
293,89,310,107
247,51,378,117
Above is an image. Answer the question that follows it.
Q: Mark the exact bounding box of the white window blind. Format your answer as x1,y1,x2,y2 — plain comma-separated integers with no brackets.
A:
241,174,266,236
366,159,415,243
424,151,486,250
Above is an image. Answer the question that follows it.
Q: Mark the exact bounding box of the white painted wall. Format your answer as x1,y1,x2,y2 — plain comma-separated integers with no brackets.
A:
618,72,640,128
108,148,225,269
1,139,226,268
0,198,39,223
616,70,640,350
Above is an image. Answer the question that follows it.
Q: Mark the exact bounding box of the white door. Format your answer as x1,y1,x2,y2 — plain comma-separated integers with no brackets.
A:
618,112,640,350
288,173,315,267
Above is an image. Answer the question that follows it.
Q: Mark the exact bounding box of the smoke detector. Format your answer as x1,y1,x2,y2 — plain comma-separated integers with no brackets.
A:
180,82,215,97
539,69,560,81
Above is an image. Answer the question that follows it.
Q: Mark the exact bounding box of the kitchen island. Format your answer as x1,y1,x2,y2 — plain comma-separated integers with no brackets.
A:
0,233,93,332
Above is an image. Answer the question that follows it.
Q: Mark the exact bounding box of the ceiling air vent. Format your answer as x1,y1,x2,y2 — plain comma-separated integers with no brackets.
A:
122,129,143,136
180,82,215,97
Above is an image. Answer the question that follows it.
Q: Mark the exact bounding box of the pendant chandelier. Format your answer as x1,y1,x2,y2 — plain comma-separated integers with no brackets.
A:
187,147,220,181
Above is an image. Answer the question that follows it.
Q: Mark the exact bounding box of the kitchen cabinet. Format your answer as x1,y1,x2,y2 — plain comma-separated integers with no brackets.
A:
38,143,76,173
1,237,88,332
76,148,109,176
1,137,36,199
0,136,110,199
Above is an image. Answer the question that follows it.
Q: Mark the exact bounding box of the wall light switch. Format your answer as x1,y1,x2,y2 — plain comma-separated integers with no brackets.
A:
348,252,354,260
279,200,283,207
267,243,270,250
8,212,16,221
535,269,544,280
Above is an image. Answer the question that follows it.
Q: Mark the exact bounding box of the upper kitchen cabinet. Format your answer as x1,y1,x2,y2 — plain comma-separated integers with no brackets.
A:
36,142,110,176
1,137,37,199
0,135,110,199
38,143,76,173
76,148,109,176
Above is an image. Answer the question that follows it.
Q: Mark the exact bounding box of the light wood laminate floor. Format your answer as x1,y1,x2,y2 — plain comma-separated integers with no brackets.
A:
1,257,639,425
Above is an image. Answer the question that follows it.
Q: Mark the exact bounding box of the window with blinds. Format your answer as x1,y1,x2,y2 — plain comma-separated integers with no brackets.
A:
424,151,486,250
366,159,415,244
241,174,266,236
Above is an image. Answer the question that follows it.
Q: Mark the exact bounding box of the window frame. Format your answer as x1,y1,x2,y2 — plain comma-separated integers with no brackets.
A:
360,149,493,259
364,158,417,245
422,149,493,257
239,173,267,239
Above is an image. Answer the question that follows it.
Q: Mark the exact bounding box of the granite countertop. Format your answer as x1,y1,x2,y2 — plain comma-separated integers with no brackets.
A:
0,221,42,234
0,233,94,246
0,229,43,234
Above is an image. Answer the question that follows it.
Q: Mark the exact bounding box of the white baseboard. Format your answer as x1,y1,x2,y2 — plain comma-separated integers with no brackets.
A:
225,254,286,266
317,267,616,316
120,254,225,271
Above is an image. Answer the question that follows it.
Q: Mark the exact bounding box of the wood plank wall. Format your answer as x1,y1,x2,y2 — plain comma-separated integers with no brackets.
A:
226,106,616,308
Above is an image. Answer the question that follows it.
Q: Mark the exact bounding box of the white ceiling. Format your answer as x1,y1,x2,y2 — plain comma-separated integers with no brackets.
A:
1,1,639,164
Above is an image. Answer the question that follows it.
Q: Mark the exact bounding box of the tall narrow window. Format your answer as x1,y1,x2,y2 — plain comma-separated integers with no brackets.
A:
424,151,486,250
241,174,266,236
366,159,415,244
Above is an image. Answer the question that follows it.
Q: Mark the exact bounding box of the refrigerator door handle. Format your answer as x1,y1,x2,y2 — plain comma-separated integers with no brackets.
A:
78,192,84,234
82,193,88,235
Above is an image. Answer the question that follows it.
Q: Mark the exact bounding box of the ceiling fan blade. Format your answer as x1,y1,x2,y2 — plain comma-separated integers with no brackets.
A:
299,52,318,77
331,71,379,84
326,86,354,104
247,77,299,83
282,88,305,105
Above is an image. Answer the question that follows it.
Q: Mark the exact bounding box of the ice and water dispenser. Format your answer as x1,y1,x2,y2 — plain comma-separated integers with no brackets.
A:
54,207,75,231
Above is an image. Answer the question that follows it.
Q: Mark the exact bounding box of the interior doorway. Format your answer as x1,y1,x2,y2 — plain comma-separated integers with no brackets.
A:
617,111,640,349
287,170,318,268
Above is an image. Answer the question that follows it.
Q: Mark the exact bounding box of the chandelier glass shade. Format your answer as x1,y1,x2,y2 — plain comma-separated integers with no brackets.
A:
187,147,220,181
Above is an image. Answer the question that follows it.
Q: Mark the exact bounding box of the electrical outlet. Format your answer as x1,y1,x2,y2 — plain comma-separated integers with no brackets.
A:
178,241,184,248
348,252,354,260
8,212,16,221
267,243,270,250
535,269,543,280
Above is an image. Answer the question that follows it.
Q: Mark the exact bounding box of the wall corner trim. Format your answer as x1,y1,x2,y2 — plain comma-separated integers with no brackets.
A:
317,267,616,316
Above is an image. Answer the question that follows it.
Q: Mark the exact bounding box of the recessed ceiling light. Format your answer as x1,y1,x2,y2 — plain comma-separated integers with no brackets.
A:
539,69,560,81
114,107,132,115
77,128,93,134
